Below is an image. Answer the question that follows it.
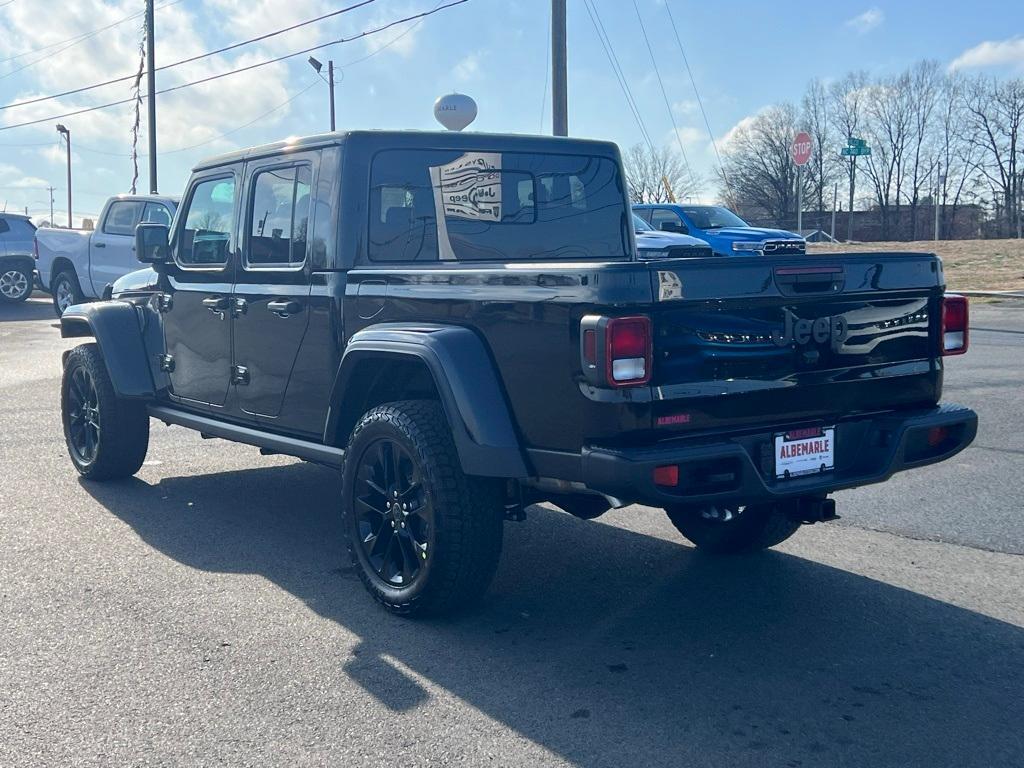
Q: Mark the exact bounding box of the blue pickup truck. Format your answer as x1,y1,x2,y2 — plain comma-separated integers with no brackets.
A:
633,203,805,257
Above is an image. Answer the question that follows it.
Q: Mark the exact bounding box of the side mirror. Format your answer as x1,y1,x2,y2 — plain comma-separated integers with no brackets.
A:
135,223,170,264
660,221,688,234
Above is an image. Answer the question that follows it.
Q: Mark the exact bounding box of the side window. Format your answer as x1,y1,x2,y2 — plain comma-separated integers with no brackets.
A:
141,202,172,226
178,177,235,267
247,164,311,267
103,201,144,236
634,209,653,225
0,218,9,234
649,208,682,231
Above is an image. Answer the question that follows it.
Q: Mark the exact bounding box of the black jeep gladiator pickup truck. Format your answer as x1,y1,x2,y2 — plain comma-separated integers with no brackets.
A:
59,130,977,616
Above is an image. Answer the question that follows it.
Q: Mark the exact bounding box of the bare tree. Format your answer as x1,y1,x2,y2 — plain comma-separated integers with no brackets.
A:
622,143,699,203
905,61,942,239
801,78,838,228
964,75,1023,237
718,103,806,224
862,72,913,239
829,71,870,229
936,72,982,238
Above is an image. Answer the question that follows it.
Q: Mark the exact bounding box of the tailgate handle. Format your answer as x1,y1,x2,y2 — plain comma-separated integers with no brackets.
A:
774,265,845,295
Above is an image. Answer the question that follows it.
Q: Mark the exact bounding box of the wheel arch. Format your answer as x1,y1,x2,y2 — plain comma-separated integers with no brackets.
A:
325,324,529,479
60,301,155,399
48,256,78,291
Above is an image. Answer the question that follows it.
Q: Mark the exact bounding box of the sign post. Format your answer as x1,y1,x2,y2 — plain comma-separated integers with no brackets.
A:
840,137,871,242
791,131,812,234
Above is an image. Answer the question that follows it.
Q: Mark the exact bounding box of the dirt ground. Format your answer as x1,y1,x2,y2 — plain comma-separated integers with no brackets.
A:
807,239,1024,292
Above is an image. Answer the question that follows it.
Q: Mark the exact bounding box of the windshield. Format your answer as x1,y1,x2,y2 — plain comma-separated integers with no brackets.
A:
632,213,653,232
681,206,748,229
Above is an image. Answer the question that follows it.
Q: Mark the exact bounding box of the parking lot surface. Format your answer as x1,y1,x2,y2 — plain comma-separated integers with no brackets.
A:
2,298,1022,767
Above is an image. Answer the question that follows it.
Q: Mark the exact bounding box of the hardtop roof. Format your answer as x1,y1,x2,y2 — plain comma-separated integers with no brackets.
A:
192,129,621,172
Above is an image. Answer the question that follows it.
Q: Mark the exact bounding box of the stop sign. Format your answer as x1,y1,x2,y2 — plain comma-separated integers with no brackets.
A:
792,131,813,166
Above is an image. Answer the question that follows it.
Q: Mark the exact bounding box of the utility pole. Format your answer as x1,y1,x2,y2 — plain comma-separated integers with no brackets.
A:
307,57,336,131
551,0,567,136
847,155,855,243
56,125,71,228
145,0,158,193
934,160,942,241
328,60,336,132
831,183,838,242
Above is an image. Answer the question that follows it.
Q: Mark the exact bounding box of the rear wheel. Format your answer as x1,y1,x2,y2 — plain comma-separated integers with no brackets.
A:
0,263,32,303
664,502,801,554
342,400,504,617
52,270,83,317
61,343,149,480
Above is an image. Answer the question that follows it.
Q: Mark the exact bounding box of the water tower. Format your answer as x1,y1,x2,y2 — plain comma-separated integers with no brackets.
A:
434,93,477,131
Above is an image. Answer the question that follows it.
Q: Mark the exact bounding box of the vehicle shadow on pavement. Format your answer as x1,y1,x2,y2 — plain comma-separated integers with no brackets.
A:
0,297,55,323
84,461,1024,767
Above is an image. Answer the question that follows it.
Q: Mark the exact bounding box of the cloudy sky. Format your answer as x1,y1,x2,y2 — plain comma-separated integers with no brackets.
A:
1,0,1022,223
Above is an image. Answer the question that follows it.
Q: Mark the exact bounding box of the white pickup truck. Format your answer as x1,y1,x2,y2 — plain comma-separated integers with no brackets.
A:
35,194,178,316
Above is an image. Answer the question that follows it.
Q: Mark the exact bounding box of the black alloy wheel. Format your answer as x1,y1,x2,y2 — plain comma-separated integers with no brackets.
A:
66,365,101,465
353,438,432,588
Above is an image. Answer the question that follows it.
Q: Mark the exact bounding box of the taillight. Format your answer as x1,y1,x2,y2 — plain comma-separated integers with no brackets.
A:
33,239,39,260
607,316,651,385
580,314,652,388
941,295,968,356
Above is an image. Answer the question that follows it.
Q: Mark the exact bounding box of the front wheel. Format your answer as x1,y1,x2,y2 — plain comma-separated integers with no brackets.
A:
0,263,32,303
61,343,150,480
342,400,504,617
664,502,802,554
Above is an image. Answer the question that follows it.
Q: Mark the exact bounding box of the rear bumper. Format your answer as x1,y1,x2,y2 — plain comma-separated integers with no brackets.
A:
580,403,977,508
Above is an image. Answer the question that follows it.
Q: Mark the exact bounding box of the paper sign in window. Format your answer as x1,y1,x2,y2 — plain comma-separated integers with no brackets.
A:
429,152,502,260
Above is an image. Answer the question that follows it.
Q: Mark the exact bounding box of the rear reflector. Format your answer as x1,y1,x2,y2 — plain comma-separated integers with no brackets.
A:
941,295,969,356
653,465,679,487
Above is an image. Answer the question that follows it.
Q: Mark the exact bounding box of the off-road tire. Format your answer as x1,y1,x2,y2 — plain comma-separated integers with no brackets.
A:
664,502,801,554
0,263,33,303
52,270,84,317
61,343,149,481
342,400,504,617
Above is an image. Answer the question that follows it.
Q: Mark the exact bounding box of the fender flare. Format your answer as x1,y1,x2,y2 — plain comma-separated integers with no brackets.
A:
60,301,155,399
326,323,529,479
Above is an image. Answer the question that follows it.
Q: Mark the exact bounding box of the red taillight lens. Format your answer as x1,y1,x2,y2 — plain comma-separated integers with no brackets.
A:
941,295,968,356
606,316,651,386
582,329,597,365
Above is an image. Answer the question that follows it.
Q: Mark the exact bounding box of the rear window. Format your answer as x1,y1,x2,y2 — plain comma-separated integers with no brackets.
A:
368,149,629,262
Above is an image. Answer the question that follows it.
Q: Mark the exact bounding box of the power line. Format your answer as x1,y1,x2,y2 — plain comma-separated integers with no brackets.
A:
0,1,183,78
0,0,471,133
0,0,378,112
630,0,694,183
583,0,655,154
77,79,321,158
663,0,726,187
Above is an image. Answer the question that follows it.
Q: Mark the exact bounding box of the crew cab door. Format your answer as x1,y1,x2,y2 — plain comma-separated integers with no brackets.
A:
160,170,239,409
89,199,144,294
230,156,315,422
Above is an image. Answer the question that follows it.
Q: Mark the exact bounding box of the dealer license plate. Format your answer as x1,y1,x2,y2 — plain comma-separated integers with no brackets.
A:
774,427,835,479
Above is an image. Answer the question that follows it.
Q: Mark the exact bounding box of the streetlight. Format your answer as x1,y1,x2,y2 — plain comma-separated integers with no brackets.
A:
308,56,336,132
56,124,72,228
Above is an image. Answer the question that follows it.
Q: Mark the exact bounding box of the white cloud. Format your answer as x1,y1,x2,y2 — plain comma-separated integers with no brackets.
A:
453,52,481,82
671,126,703,148
361,4,424,59
673,100,698,116
949,37,1024,71
716,112,762,151
845,7,884,34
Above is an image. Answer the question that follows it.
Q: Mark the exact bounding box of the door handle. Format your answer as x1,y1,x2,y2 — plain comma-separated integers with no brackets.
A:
202,295,230,317
94,242,106,248
267,299,302,318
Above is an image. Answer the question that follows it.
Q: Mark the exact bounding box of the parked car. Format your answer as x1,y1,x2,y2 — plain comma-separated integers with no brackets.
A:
632,213,712,259
634,203,805,257
35,194,177,316
0,212,37,304
59,130,976,617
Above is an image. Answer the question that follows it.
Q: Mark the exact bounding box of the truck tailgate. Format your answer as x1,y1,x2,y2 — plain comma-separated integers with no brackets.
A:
649,253,944,431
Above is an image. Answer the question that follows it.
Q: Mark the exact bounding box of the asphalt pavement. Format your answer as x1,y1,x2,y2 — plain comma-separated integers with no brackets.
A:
1,297,1022,767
